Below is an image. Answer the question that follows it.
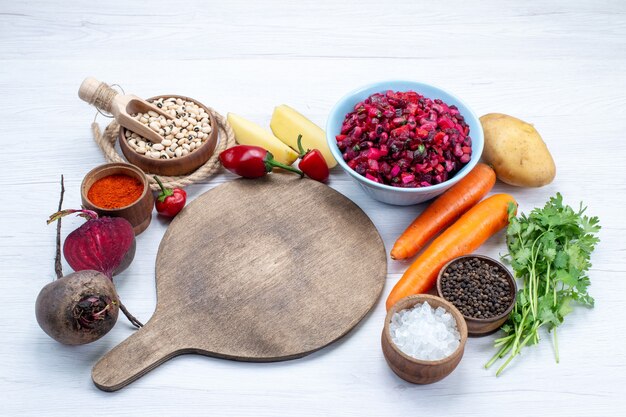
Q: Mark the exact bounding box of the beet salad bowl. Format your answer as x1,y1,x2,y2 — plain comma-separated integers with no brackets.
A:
326,80,484,205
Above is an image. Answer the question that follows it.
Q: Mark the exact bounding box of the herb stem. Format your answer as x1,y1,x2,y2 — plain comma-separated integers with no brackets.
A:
553,327,559,363
489,193,599,376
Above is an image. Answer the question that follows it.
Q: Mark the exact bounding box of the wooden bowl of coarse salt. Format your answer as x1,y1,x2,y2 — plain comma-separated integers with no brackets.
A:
381,294,468,384
118,95,218,176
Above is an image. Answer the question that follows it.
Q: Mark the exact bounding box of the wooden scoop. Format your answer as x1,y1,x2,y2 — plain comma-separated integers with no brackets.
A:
78,77,171,144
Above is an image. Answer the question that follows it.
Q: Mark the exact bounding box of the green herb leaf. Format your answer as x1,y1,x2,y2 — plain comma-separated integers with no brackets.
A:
487,193,600,375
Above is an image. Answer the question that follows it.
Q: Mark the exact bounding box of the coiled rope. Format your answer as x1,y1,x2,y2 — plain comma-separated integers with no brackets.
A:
91,108,236,190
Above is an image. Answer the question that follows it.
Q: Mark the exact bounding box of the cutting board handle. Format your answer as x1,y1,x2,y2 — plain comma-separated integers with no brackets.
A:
92,316,184,391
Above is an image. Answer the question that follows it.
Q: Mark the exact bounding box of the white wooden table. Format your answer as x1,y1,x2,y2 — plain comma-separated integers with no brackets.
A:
1,1,625,415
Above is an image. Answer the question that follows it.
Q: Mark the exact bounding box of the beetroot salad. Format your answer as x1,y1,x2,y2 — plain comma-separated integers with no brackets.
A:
336,90,472,188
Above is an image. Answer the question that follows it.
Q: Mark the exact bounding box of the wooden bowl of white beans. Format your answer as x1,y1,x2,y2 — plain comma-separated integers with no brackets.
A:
118,95,218,176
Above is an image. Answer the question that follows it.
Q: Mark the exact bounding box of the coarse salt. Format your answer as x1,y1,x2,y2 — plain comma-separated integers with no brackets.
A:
390,301,460,361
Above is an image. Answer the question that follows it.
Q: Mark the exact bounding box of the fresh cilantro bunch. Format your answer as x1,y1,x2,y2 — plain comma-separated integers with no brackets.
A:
486,193,600,376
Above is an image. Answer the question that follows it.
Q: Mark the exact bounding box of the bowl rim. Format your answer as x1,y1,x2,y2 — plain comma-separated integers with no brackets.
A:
383,294,468,366
118,94,217,166
326,80,484,193
436,254,518,324
81,162,150,211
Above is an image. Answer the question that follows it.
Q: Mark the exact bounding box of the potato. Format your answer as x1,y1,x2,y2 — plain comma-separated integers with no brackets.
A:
227,113,299,165
480,113,556,187
270,105,337,168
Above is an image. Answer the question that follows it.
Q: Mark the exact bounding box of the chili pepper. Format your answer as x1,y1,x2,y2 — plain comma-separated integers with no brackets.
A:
296,135,329,182
153,176,187,217
219,145,303,179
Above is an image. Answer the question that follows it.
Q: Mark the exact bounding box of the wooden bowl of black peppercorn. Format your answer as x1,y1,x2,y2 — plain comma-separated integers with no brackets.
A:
436,255,517,337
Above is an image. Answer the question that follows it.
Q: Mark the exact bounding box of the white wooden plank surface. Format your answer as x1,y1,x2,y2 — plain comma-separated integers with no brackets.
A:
1,1,625,415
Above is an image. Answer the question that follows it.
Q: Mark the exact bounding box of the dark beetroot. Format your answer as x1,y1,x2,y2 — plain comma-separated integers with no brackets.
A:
36,178,120,345
336,90,472,187
47,208,143,328
35,270,120,345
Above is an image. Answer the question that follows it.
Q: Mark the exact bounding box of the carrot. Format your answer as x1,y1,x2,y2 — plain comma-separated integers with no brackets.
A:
391,163,496,260
386,193,517,310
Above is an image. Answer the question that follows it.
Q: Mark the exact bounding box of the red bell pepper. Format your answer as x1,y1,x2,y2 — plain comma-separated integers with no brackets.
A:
219,145,303,179
153,176,187,217
296,135,329,182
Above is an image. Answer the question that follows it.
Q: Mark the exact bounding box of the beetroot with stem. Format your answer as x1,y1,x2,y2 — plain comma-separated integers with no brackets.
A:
47,208,143,328
36,270,120,345
35,176,120,345
48,209,135,279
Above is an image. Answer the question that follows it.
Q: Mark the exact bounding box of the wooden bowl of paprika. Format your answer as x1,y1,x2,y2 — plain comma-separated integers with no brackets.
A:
118,95,218,176
81,162,154,235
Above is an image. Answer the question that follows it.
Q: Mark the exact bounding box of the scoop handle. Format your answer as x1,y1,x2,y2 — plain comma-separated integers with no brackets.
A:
92,314,184,391
78,77,119,114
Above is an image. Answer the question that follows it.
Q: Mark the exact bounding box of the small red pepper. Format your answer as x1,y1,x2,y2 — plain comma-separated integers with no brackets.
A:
153,176,187,217
219,145,303,178
296,135,329,182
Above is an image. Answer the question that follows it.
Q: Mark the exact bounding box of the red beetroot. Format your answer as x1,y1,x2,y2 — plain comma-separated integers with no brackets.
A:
336,90,472,188
47,209,142,328
49,209,135,279
36,178,121,345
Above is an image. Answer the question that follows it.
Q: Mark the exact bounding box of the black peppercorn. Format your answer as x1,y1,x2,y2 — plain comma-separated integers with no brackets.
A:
440,258,513,319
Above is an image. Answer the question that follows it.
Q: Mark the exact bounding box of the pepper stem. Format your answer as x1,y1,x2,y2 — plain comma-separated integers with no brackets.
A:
47,208,98,224
264,151,304,177
296,134,307,157
153,175,173,202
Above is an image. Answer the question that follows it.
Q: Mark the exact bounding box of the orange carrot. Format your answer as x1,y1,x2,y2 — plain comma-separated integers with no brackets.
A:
391,163,496,260
386,193,517,310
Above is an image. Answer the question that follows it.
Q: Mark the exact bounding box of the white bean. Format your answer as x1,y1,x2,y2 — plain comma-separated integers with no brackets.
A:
130,97,210,160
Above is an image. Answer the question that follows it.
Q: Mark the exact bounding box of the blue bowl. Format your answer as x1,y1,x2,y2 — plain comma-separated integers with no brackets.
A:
326,81,483,205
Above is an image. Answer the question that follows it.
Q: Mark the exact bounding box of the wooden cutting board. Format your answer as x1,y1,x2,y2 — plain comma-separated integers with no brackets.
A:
92,174,387,391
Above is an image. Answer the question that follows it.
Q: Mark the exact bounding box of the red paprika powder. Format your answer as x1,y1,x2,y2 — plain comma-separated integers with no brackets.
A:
87,174,143,209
